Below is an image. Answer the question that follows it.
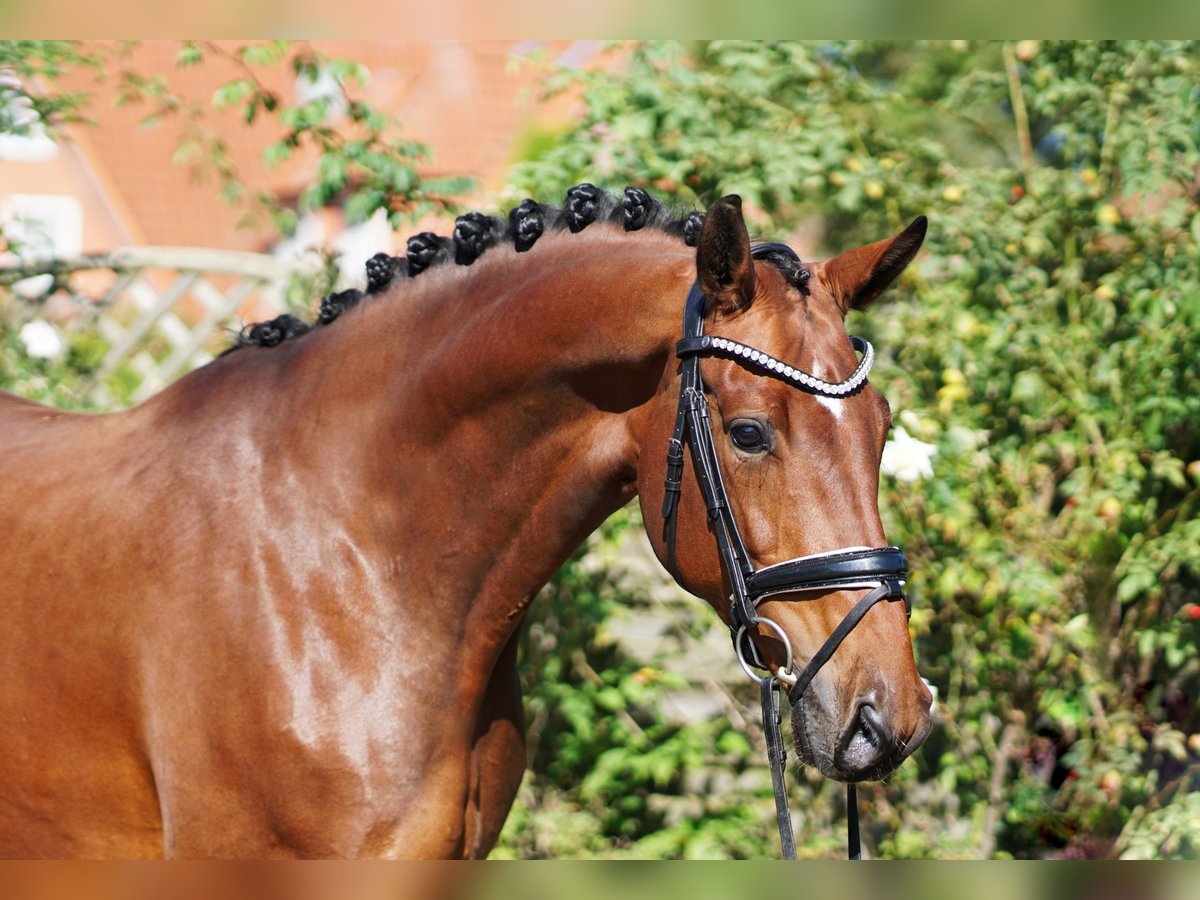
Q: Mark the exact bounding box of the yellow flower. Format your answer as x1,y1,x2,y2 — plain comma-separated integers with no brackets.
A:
1100,497,1122,523
1098,204,1121,226
937,382,970,414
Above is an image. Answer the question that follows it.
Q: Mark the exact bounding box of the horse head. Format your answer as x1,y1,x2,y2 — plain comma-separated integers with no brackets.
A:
637,196,932,783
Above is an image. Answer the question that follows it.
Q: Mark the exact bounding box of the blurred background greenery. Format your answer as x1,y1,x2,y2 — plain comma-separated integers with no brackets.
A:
2,40,1198,858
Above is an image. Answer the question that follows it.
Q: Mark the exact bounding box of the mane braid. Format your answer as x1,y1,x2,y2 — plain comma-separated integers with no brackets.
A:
453,212,504,265
223,313,312,354
621,187,671,232
224,184,710,351
561,183,616,233
508,199,558,253
365,252,407,294
318,288,365,325
756,248,812,294
406,232,453,276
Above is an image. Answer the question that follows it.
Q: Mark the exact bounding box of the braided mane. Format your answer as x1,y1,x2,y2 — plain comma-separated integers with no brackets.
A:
227,185,706,352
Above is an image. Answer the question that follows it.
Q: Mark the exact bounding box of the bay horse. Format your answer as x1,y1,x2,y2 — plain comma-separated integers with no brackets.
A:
0,187,932,858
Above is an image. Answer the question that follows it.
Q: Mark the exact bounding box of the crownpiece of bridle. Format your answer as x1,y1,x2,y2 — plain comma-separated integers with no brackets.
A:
662,242,912,860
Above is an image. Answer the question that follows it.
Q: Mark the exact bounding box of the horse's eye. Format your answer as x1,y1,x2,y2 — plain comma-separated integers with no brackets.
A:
729,422,768,452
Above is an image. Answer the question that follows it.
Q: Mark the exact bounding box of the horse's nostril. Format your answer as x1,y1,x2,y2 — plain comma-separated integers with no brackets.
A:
858,703,891,749
836,702,894,776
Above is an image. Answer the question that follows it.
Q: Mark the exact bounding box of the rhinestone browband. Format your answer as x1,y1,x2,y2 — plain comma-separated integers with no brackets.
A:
675,334,875,398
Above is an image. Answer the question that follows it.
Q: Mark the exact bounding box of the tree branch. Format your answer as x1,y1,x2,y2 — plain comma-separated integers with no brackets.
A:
1002,42,1036,196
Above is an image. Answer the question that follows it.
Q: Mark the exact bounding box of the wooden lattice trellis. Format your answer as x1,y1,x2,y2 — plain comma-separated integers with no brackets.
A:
0,247,331,408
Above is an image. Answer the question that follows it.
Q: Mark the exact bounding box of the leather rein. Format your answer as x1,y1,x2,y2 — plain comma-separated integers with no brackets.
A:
660,243,911,860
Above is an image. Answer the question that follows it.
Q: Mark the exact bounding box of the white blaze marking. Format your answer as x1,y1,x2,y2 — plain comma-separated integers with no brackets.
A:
809,360,845,422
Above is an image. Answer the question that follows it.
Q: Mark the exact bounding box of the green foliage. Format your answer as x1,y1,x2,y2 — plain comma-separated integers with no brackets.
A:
6,40,473,238
0,41,103,134
1118,775,1200,859
0,319,108,410
504,40,1200,858
138,41,474,234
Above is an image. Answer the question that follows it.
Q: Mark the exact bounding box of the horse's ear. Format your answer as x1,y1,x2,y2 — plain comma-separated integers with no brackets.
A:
697,194,756,316
821,216,927,312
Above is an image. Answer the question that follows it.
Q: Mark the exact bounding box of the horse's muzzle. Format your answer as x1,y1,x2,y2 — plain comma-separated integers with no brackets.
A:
799,684,932,783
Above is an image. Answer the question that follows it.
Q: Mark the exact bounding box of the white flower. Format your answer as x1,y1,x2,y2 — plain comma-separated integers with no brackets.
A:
922,676,939,705
881,426,936,482
19,319,64,359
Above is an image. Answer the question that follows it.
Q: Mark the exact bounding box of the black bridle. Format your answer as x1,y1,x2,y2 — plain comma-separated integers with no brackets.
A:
661,243,912,860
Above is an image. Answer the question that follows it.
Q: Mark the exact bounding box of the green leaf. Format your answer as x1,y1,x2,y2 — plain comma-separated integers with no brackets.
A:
240,42,287,67
212,79,253,110
176,43,203,68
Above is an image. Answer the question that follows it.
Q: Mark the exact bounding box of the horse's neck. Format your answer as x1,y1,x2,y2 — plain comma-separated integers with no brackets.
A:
263,229,690,654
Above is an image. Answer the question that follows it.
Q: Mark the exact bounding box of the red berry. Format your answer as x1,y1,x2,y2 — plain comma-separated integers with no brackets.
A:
1187,604,1200,620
